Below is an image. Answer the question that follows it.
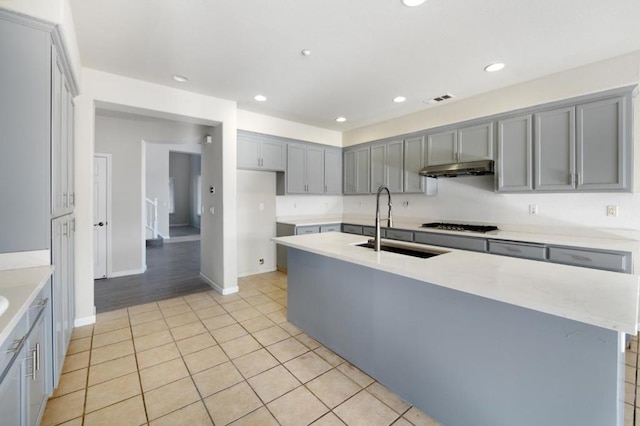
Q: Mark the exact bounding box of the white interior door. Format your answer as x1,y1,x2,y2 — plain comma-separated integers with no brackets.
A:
94,155,108,279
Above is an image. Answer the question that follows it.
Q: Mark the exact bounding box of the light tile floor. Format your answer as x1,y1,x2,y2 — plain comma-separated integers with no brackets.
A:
42,271,639,426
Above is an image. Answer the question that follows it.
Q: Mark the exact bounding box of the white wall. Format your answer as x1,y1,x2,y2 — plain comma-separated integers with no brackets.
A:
238,109,342,147
75,68,237,323
276,195,343,218
343,51,640,232
237,170,277,276
146,143,202,238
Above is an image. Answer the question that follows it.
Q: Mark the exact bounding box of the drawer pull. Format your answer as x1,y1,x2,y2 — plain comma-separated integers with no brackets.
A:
570,254,592,262
505,247,522,253
34,298,49,309
25,347,38,381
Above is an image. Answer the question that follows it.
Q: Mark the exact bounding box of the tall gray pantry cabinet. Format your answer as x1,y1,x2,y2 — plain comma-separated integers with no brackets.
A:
0,9,77,425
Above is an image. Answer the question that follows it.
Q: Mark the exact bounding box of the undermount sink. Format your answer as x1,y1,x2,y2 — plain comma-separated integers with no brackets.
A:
0,295,8,317
356,240,446,259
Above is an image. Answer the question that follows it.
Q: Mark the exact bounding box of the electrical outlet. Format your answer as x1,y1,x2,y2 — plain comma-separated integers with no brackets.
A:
259,258,264,265
210,186,215,194
529,205,538,215
607,205,618,217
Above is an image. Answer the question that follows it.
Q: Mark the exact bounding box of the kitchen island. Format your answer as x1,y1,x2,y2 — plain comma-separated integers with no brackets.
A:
274,232,639,426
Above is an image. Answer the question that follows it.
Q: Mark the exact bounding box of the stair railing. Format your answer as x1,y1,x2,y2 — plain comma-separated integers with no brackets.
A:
145,197,158,239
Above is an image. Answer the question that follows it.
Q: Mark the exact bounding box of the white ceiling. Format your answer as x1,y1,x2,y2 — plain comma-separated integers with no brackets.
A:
69,0,640,132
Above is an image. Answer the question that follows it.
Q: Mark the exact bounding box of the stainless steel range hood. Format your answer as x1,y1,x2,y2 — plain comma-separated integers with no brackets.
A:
419,159,494,178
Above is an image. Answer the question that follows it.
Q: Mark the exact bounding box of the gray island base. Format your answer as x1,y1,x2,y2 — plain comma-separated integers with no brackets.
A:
287,248,624,426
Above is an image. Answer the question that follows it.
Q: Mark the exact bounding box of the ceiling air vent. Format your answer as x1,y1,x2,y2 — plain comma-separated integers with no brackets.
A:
424,93,456,104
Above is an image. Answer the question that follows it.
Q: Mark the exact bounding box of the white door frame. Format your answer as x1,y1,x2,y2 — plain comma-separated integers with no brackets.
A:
94,153,113,278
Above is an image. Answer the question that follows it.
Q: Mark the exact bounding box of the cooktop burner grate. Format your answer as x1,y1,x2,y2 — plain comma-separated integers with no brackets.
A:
421,223,499,233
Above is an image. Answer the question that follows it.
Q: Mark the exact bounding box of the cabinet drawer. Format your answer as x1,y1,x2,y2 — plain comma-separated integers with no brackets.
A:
488,240,547,261
548,246,631,273
295,225,320,235
342,224,363,235
362,226,382,237
320,224,341,233
414,232,487,252
27,281,51,330
0,315,27,380
385,229,413,242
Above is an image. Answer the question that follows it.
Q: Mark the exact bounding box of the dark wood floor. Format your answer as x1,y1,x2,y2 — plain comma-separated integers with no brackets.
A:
94,240,210,313
169,225,200,237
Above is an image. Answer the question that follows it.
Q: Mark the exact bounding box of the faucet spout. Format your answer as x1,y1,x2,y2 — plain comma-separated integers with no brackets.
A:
374,185,393,252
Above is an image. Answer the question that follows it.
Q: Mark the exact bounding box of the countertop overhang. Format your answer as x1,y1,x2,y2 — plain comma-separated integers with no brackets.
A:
273,232,640,334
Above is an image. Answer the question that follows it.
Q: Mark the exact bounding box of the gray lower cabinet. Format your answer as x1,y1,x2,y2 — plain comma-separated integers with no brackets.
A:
324,149,342,194
0,282,52,426
286,144,324,194
343,147,370,194
342,224,364,235
496,115,533,192
276,222,340,270
370,140,404,193
385,229,413,242
488,240,547,261
237,131,286,171
52,215,75,388
414,232,488,252
534,106,576,191
548,246,630,273
576,96,629,190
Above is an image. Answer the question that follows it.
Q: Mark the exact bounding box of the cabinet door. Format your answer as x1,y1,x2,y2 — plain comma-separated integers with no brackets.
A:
386,140,404,193
66,217,75,345
237,135,261,169
577,96,627,190
355,148,370,194
67,95,75,207
343,151,357,194
370,144,386,192
286,144,306,194
305,146,325,194
261,140,286,171
51,217,68,387
497,115,533,192
0,347,23,426
458,122,493,162
426,130,457,165
404,136,426,193
324,149,342,194
534,106,576,190
27,310,49,426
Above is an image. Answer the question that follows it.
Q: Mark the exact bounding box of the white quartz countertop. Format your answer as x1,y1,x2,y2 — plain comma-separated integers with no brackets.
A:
0,266,54,344
273,232,640,334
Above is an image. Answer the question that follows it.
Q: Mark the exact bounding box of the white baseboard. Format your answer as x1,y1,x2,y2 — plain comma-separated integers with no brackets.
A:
200,272,239,295
109,267,146,278
74,315,96,327
237,267,277,278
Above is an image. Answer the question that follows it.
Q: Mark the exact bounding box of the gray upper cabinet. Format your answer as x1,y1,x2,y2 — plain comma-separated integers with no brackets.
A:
534,106,576,191
427,123,493,166
286,144,324,194
324,149,342,194
576,96,628,190
237,131,285,171
51,43,75,217
404,136,426,193
0,17,51,253
426,130,457,166
497,115,533,192
370,140,403,193
344,147,370,194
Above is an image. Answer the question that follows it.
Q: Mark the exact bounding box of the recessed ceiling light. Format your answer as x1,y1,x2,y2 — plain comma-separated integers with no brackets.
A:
172,74,188,83
254,95,267,102
484,63,505,72
335,117,347,123
401,0,426,6
393,96,407,103
301,49,311,56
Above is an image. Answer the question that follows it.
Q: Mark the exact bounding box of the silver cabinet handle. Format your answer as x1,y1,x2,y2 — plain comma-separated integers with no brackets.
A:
35,342,40,373
505,247,522,253
63,222,68,236
63,192,68,208
70,193,75,206
25,348,37,381
570,254,592,262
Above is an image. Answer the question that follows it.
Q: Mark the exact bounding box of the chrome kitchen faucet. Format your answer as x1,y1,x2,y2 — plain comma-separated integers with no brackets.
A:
374,185,393,252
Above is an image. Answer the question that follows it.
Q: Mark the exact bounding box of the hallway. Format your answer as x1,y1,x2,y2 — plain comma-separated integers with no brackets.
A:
94,241,209,313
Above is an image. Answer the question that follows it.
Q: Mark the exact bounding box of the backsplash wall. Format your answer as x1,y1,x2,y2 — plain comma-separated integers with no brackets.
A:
276,195,343,218
342,176,640,232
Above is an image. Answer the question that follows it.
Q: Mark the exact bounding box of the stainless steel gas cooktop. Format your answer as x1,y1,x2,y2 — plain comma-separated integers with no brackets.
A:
421,223,499,233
